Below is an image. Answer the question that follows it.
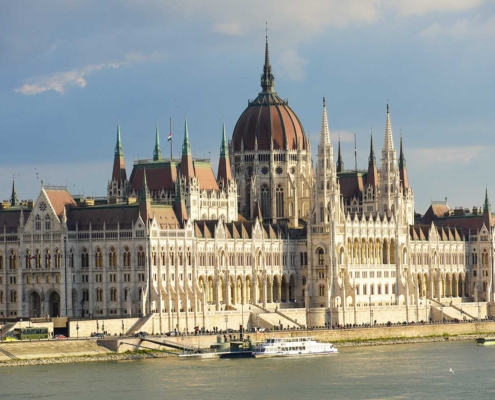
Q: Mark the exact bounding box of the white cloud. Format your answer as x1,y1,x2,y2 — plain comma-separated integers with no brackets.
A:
15,52,161,95
419,16,495,39
213,22,244,36
276,49,308,82
389,0,488,16
410,145,489,166
333,130,355,143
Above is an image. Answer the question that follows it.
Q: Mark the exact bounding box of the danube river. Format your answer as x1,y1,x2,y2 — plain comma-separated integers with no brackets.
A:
1,341,494,399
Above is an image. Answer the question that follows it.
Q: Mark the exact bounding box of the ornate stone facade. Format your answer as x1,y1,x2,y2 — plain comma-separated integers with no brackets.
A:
1,39,493,330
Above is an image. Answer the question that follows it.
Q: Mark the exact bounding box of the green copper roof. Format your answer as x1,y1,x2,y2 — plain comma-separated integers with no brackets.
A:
484,188,491,213
182,119,191,156
153,122,162,161
115,120,124,157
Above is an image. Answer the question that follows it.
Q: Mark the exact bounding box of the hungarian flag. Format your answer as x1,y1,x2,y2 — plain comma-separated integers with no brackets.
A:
168,132,172,141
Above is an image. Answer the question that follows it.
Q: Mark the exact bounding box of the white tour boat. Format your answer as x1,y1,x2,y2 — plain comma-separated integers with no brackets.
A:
252,336,338,358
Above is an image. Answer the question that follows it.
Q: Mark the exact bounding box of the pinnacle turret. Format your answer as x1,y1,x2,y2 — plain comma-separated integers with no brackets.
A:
383,103,395,153
260,30,275,93
367,135,378,188
218,122,232,185
153,122,162,161
115,120,124,157
484,188,491,214
398,135,406,168
337,139,344,173
180,118,195,179
140,168,150,202
10,179,18,206
320,97,331,147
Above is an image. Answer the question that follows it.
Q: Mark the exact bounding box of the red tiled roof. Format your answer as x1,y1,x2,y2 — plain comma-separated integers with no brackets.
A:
45,189,77,216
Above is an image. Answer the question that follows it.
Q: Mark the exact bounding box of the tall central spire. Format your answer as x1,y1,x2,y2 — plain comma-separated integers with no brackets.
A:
260,25,275,93
337,138,344,173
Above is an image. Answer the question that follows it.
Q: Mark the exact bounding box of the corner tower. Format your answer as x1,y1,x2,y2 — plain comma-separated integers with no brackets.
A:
107,120,128,201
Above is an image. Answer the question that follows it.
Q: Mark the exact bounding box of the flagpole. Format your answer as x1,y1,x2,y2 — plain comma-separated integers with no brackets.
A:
170,117,173,162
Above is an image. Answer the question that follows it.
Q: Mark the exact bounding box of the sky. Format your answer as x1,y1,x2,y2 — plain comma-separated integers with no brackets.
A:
1,0,495,214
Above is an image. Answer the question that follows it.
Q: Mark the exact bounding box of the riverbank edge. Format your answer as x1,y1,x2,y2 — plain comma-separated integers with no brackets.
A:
1,333,491,367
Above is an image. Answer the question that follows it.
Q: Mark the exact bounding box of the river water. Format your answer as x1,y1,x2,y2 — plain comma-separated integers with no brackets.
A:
1,341,494,399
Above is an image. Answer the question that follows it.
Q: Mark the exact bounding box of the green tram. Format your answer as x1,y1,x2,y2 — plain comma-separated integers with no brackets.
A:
13,327,49,340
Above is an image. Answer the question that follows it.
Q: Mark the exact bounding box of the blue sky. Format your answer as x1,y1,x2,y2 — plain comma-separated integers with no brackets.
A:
1,0,495,213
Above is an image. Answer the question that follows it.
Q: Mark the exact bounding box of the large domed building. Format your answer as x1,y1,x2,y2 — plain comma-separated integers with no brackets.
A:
230,37,312,226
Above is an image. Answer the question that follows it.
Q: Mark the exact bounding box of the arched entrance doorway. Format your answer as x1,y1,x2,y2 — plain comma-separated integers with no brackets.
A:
30,292,41,318
50,292,60,317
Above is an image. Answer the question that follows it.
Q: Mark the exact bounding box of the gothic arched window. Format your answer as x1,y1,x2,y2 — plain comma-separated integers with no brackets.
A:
260,184,270,218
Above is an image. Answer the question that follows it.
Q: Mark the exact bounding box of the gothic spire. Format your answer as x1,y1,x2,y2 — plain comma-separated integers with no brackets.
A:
398,135,406,168
337,138,344,173
367,135,378,188
115,120,124,157
260,27,275,93
111,119,127,184
398,136,410,189
320,97,331,147
180,118,195,179
484,187,491,214
10,179,18,206
368,134,376,165
140,168,150,202
383,103,395,153
217,121,232,185
182,119,192,156
153,122,162,161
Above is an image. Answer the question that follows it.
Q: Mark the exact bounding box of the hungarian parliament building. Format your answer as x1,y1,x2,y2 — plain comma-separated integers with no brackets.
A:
0,38,493,329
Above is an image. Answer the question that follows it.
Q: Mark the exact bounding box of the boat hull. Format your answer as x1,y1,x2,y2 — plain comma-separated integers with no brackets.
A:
253,349,338,358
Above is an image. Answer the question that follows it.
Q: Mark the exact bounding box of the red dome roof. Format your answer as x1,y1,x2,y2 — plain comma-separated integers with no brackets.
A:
231,37,307,153
232,92,307,152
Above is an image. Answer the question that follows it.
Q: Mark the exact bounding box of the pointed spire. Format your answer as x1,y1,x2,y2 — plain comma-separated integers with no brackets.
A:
260,25,275,93
320,97,331,147
115,120,124,157
367,135,378,188
398,136,410,189
337,138,344,173
484,188,491,213
182,119,192,156
368,134,376,165
10,179,18,206
217,121,232,185
398,135,406,168
153,122,162,161
180,118,195,179
383,103,395,153
220,121,228,158
140,168,150,202
111,119,127,186
61,205,67,225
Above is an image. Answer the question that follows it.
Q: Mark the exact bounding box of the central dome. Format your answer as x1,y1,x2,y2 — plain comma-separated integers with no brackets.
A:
231,37,307,152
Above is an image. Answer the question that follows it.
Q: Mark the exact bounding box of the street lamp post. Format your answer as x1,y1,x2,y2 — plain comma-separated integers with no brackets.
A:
224,316,228,333
64,235,68,317
241,302,244,340
96,306,99,333
256,314,260,330
441,306,444,324
121,320,125,337
76,322,79,339
369,296,373,326
102,321,105,335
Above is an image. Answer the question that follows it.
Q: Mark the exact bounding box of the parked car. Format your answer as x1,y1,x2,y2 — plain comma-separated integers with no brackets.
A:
53,334,67,339
90,333,104,339
135,331,149,338
165,331,178,337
